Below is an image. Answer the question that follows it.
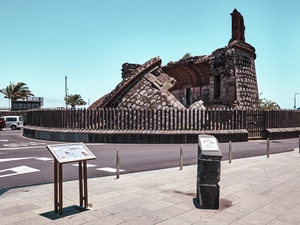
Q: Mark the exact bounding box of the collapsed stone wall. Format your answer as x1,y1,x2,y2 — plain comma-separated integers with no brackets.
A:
117,69,185,110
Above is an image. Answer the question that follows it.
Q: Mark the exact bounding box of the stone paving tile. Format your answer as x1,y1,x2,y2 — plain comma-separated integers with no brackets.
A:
172,208,215,224
120,214,162,225
53,213,99,225
268,173,299,183
13,215,56,225
267,220,297,225
148,205,186,221
88,204,127,219
139,199,174,211
118,198,151,210
163,193,190,204
194,217,230,225
237,210,278,225
230,220,257,225
1,211,37,224
220,183,252,197
0,197,23,211
275,202,300,224
113,207,153,221
172,198,196,212
142,192,173,203
206,208,247,224
92,190,124,200
156,217,191,225
91,197,120,209
117,186,145,194
0,203,40,216
85,215,124,225
32,204,55,215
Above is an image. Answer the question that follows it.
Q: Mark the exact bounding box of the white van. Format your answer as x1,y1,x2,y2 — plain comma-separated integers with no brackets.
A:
0,116,24,130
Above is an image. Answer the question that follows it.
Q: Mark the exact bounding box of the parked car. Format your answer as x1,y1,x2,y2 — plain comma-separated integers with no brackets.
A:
0,118,5,131
0,116,24,130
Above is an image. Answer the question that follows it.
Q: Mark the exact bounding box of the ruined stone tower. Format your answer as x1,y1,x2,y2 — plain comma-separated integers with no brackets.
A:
89,9,259,110
230,8,245,43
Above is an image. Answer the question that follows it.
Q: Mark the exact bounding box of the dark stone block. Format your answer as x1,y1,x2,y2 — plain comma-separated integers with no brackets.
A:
197,160,221,184
196,184,220,209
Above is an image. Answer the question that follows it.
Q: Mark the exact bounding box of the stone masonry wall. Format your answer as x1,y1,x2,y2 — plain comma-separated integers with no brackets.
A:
209,44,258,108
117,74,185,110
234,49,258,108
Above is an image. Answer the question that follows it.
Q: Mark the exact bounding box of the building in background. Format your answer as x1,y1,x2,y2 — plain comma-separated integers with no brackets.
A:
11,97,44,111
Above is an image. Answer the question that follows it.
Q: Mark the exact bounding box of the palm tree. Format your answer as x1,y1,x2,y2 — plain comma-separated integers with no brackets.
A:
257,93,280,110
0,82,34,108
64,94,87,108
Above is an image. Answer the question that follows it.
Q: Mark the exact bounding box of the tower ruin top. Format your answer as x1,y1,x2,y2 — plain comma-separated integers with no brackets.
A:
230,8,245,43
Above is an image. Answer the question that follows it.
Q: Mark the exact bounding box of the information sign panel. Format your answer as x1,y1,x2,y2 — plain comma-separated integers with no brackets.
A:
199,137,219,151
47,143,96,163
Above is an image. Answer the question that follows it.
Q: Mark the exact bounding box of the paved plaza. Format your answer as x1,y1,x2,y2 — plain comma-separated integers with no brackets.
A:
1,148,300,224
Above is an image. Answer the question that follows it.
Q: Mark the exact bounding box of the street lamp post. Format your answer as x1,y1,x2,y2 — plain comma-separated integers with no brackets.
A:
294,93,299,109
65,76,68,108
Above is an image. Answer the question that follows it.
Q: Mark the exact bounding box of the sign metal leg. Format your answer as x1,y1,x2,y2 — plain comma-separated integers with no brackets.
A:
79,161,83,207
58,163,63,215
83,160,88,208
54,160,58,214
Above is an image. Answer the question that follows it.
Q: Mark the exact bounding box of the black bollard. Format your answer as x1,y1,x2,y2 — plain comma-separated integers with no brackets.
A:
196,135,222,209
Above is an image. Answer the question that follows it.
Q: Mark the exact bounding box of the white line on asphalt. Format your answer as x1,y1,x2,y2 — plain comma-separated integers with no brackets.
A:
0,157,35,162
0,146,46,151
0,140,8,142
35,157,53,161
0,166,40,178
72,163,97,168
96,167,125,172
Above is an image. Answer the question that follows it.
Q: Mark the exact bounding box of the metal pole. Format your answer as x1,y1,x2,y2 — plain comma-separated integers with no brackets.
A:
180,145,183,170
54,160,58,214
79,161,83,207
83,160,88,208
58,163,63,215
267,138,270,158
116,149,120,179
294,93,299,109
65,76,68,109
229,141,232,163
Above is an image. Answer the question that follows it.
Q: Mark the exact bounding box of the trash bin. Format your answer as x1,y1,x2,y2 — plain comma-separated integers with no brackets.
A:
196,134,222,209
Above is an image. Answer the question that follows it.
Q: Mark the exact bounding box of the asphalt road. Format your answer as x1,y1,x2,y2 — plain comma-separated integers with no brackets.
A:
0,129,299,192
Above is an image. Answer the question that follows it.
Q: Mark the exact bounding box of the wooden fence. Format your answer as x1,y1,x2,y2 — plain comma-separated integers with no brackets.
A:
26,108,300,138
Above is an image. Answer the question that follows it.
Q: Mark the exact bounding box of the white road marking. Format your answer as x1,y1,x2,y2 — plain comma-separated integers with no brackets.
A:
0,157,35,163
0,140,8,142
96,167,125,172
72,163,97,168
35,157,53,161
0,146,46,151
0,166,40,178
2,142,46,148
29,142,46,146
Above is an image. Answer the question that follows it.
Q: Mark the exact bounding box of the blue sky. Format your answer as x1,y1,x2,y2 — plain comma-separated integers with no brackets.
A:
0,0,299,109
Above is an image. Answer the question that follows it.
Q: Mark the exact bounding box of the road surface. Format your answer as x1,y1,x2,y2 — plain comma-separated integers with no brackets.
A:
0,129,298,191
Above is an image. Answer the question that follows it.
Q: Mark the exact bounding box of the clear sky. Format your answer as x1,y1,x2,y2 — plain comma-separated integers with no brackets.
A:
0,0,299,109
